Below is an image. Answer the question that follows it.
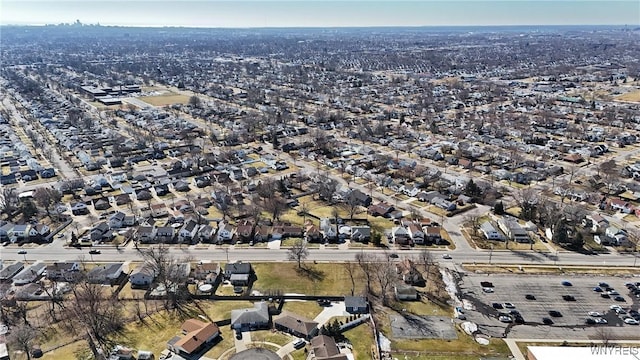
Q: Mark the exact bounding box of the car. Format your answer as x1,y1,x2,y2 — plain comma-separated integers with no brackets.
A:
561,281,572,286
235,332,242,340
499,315,513,323
610,304,623,310
293,338,306,349
503,302,515,309
608,290,619,295
317,299,331,306
604,287,615,292
233,286,243,294
593,287,603,292
599,282,610,288
614,296,626,302
388,253,399,259
615,308,628,316
482,287,494,293
588,311,603,317
542,317,554,325
442,254,452,259
525,294,536,300
509,310,521,316
600,293,611,299
17,250,27,255
57,233,65,238
585,318,596,325
595,318,608,324
492,303,503,310
629,310,639,317
549,310,562,317
624,318,639,325
562,295,576,301
514,316,525,324
89,249,101,255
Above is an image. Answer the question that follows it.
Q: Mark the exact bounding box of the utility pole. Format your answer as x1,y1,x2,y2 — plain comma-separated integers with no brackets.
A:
489,245,493,265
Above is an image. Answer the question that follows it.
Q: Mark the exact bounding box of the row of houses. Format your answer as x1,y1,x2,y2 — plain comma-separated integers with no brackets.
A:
0,221,51,243
390,218,443,246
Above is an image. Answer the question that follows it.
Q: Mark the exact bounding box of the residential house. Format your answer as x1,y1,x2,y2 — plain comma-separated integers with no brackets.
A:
395,284,419,301
193,262,220,284
345,189,372,207
28,223,50,239
391,226,411,246
12,263,46,285
178,220,199,243
156,226,175,242
430,197,456,211
350,225,371,242
130,263,156,288
344,296,368,314
230,301,270,331
272,223,303,240
395,259,425,286
109,212,126,229
319,218,337,242
90,222,113,242
86,263,127,285
136,226,157,243
0,262,24,282
11,224,31,242
235,220,254,242
497,218,530,243
605,226,630,246
368,202,394,217
114,194,132,206
424,226,443,244
584,213,609,233
46,262,81,282
309,335,349,360
216,222,235,243
224,262,254,286
151,203,169,217
274,311,319,340
198,224,217,242
135,189,153,201
167,319,220,356
406,222,424,244
608,198,633,213
480,222,505,241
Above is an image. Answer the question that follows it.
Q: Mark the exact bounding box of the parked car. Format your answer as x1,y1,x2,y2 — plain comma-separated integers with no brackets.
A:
542,317,554,325
549,310,562,317
624,318,639,325
599,282,610,288
614,296,626,302
499,315,513,323
585,318,596,325
601,293,611,299
492,303,503,310
482,287,494,293
593,287,603,292
293,338,306,349
588,311,603,317
562,295,576,301
525,294,536,300
595,318,608,324
503,302,515,309
561,280,572,286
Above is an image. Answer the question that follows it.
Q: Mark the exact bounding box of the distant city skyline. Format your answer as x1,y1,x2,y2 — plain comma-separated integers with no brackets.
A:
2,1,639,28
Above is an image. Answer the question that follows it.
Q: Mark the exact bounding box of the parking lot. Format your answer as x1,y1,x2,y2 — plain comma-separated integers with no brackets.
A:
458,273,640,339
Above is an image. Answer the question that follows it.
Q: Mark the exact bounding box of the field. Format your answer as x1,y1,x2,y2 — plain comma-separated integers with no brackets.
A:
616,90,640,102
138,93,191,106
252,262,363,296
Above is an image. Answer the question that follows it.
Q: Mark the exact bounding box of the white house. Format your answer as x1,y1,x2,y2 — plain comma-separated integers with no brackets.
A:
216,222,235,243
179,220,200,242
129,263,156,288
480,222,505,241
406,223,424,244
28,223,50,238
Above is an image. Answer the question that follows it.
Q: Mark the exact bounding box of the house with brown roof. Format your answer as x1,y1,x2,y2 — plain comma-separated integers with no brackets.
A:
395,259,425,286
309,335,349,360
167,319,220,356
273,311,319,340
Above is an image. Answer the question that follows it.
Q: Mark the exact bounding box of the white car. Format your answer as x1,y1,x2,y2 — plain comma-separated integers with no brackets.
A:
482,287,494,293
595,318,608,324
442,254,452,259
588,311,603,317
499,315,513,323
624,318,639,325
610,305,623,310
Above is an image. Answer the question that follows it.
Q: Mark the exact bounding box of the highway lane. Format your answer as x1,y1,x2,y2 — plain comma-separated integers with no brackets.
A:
2,244,639,267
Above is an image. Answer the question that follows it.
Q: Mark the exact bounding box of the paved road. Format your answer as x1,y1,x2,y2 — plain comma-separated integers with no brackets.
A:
3,241,639,267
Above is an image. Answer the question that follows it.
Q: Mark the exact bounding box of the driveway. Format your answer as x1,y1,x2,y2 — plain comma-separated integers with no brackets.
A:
313,301,346,326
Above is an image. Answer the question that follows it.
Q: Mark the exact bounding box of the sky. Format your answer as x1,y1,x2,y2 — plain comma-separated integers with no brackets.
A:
1,0,639,28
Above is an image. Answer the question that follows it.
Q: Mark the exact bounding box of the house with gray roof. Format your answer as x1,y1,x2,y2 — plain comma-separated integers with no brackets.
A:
230,301,270,331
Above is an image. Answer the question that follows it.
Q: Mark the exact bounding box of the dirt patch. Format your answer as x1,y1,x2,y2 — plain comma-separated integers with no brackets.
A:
390,315,457,339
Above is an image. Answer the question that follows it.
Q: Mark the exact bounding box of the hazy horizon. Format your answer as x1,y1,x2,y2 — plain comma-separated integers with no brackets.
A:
2,1,639,28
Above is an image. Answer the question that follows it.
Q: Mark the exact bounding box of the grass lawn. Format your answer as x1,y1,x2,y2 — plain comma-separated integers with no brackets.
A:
617,90,640,102
252,263,362,296
389,328,510,358
139,94,191,106
40,340,87,360
281,300,324,320
343,322,375,360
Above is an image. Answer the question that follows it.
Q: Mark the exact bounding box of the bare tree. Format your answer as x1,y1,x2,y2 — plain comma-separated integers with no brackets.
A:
263,196,288,222
288,239,309,269
141,245,191,313
355,252,376,295
343,262,358,296
33,187,62,219
8,323,38,360
0,188,18,218
374,255,397,306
